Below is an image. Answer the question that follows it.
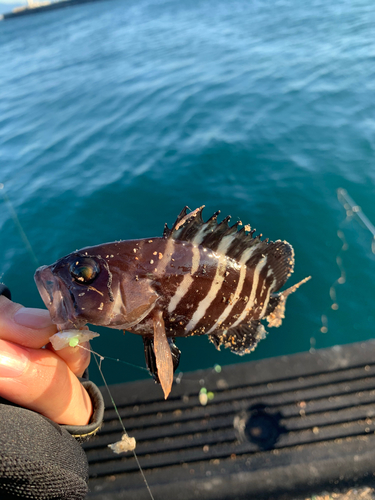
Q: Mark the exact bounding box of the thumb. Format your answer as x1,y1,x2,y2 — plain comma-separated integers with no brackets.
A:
0,338,92,426
0,296,57,348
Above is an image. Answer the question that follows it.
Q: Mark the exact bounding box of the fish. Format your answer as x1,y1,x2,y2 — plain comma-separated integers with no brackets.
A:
34,206,310,399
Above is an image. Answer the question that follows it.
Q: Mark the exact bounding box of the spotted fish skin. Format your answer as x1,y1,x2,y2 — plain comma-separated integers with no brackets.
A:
34,206,310,398
130,236,290,342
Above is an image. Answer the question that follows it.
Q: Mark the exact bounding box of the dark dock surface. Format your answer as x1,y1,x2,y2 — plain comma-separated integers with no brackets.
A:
84,340,375,499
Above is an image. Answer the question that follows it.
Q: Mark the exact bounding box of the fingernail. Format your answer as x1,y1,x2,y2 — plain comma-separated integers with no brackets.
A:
14,308,52,330
0,340,29,377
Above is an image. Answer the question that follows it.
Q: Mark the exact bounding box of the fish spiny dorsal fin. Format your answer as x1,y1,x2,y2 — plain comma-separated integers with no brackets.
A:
169,206,247,250
197,215,234,250
166,207,296,292
163,222,171,238
163,206,205,240
207,210,221,223
163,206,189,238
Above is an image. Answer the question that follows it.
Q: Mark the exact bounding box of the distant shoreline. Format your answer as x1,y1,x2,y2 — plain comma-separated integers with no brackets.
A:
0,0,105,19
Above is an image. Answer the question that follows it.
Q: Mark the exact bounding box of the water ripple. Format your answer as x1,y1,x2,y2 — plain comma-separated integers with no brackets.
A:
1,0,375,381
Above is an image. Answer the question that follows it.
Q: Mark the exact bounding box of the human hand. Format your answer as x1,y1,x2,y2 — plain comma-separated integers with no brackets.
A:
0,296,92,426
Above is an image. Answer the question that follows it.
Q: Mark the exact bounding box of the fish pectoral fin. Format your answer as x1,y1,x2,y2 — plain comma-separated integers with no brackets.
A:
208,320,268,356
153,310,174,399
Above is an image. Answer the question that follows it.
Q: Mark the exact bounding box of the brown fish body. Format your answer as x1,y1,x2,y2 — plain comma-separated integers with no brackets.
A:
35,206,310,398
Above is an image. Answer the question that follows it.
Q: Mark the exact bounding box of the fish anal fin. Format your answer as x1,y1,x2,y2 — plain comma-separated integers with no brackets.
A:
266,296,286,328
267,276,311,328
209,321,267,356
143,337,159,382
153,310,174,399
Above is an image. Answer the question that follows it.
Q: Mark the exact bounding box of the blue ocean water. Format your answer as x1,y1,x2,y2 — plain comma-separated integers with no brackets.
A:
1,0,375,387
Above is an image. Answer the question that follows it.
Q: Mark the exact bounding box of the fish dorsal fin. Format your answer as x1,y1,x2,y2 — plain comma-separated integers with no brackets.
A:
164,206,243,247
164,207,295,292
163,206,207,239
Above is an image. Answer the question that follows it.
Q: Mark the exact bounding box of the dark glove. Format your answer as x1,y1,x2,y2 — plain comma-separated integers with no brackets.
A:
0,284,11,300
0,404,89,500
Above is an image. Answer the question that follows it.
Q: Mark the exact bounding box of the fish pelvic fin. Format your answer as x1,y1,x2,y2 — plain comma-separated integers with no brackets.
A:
208,320,268,356
266,276,311,328
143,335,180,384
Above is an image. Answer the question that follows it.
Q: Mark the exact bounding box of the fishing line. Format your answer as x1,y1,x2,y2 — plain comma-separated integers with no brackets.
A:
0,183,40,268
79,344,150,373
337,188,375,253
99,354,150,373
319,188,375,336
79,344,156,500
316,228,347,341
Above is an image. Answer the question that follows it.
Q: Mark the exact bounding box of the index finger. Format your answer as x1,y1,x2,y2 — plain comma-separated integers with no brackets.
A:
0,296,57,348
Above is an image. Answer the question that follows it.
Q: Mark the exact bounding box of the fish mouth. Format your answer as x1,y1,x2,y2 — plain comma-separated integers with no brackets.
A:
34,265,80,330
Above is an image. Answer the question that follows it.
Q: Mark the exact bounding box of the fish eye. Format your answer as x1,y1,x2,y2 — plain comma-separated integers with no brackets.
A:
69,258,100,285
